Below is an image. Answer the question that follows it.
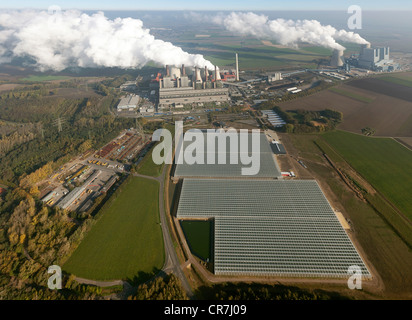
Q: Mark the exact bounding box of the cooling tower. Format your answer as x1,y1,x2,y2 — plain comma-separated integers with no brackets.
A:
195,67,202,83
170,66,181,79
214,66,221,80
331,49,345,67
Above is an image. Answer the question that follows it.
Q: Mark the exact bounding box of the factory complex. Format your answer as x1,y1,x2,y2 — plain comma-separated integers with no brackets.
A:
173,130,371,279
40,129,151,213
154,64,230,108
333,43,399,72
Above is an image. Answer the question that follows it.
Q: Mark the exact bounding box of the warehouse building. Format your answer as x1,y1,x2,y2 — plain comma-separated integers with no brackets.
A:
56,170,101,210
117,94,140,111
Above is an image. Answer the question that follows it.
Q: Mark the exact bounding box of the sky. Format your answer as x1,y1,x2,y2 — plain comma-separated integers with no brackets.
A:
1,0,412,11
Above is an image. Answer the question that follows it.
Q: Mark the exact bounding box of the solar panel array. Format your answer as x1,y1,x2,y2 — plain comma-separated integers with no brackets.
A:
177,179,371,278
174,131,282,178
261,110,286,127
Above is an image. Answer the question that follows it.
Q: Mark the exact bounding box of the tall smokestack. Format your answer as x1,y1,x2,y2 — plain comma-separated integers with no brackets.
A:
214,65,217,81
166,65,170,77
205,66,209,82
182,64,186,76
235,53,239,81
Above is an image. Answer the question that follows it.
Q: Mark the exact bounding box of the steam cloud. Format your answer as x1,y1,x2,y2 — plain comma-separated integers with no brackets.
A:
0,10,214,71
192,12,369,51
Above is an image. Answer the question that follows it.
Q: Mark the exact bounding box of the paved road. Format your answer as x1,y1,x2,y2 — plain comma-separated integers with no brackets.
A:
133,169,194,298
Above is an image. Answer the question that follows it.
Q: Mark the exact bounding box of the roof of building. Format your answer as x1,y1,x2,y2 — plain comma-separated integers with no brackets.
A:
173,131,282,179
118,95,139,108
177,178,371,278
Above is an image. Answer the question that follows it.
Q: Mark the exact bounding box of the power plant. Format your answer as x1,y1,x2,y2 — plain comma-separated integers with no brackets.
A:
334,42,399,72
154,58,242,108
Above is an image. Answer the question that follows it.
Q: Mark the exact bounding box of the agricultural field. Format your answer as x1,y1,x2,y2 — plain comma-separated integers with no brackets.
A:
377,72,412,88
180,220,213,261
63,176,164,281
282,133,412,298
279,77,412,137
173,35,335,70
322,130,412,220
20,75,72,82
346,77,412,103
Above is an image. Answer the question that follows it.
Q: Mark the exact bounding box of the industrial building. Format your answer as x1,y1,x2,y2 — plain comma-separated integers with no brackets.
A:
155,64,230,108
117,94,140,111
344,43,399,72
261,110,286,128
56,170,101,210
358,44,392,70
177,178,371,278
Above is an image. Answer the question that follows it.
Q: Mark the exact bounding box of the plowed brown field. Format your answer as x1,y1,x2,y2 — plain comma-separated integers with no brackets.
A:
279,79,412,137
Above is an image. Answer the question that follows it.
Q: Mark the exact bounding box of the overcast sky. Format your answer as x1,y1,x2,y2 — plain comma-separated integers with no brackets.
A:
1,0,412,10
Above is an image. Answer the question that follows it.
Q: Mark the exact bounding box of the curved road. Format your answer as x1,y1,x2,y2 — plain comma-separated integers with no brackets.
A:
133,168,194,298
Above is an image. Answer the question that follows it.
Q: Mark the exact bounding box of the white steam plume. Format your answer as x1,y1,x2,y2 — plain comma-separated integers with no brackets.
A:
195,12,369,51
0,10,214,71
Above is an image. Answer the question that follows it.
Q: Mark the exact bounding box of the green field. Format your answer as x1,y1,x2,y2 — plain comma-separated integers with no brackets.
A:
21,75,72,82
190,42,327,70
180,220,213,261
378,75,412,88
137,143,164,177
322,131,412,219
328,87,374,103
63,176,164,281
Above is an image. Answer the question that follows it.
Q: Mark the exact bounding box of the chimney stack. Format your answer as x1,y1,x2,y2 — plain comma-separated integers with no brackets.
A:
235,53,239,81
166,65,170,77
205,66,209,82
182,64,186,76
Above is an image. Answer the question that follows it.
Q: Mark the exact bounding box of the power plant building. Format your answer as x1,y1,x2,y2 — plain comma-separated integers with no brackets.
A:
156,65,229,108
358,44,392,70
345,43,398,71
